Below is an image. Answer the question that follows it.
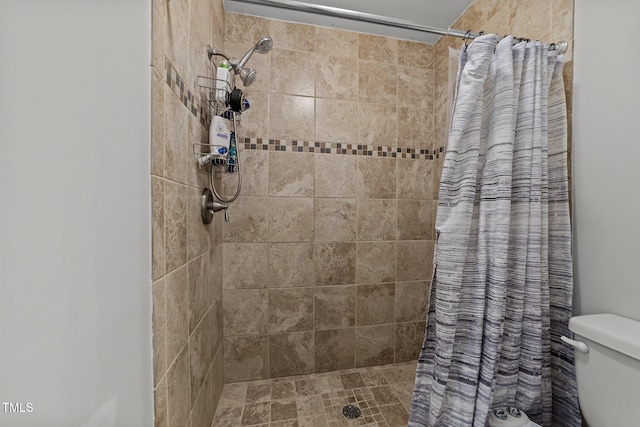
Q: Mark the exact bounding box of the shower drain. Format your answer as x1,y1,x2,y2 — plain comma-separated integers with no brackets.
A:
342,404,362,419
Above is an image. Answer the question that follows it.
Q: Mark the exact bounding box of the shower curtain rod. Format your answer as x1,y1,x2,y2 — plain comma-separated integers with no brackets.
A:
229,0,568,53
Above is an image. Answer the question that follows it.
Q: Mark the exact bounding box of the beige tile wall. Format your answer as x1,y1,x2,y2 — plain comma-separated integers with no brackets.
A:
151,0,226,426
221,14,436,383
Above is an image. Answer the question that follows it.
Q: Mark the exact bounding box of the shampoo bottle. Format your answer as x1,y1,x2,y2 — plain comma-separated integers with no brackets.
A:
215,61,230,104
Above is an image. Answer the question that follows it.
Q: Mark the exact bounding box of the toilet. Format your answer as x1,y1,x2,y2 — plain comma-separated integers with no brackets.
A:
563,314,640,426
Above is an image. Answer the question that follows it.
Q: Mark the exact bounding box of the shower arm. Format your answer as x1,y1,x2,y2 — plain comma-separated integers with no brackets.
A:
207,46,230,62
207,46,239,69
236,47,257,69
207,46,254,74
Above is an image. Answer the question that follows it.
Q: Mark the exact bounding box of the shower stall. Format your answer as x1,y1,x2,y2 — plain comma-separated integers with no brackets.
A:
150,1,575,426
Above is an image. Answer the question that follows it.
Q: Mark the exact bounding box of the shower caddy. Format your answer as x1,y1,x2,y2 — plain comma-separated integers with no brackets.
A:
194,37,272,224
193,52,244,224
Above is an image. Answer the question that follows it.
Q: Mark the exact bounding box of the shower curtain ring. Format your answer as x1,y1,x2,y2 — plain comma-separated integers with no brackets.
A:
463,30,472,49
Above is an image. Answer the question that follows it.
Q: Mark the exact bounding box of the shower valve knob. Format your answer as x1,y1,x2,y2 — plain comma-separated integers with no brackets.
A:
200,188,229,224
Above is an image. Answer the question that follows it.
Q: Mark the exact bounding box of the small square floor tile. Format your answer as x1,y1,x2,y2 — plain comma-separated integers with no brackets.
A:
241,402,270,426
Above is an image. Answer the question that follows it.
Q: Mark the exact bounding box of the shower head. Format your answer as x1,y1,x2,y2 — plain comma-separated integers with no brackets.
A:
237,36,273,69
238,67,257,87
256,36,273,54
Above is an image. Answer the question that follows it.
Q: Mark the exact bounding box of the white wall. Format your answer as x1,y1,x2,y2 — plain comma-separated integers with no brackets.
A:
572,0,640,320
0,1,153,426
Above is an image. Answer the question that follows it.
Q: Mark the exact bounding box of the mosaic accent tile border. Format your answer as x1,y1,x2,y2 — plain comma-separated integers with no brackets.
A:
163,57,445,160
240,138,440,160
164,57,211,127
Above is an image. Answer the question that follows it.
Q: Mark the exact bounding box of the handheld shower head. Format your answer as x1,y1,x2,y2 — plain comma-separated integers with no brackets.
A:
256,36,273,54
237,36,273,69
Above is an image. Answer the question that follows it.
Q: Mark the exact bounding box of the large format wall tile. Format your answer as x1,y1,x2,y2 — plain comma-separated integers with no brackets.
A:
356,283,396,326
225,13,270,45
165,0,189,76
269,331,315,377
357,199,396,241
269,20,315,52
314,154,357,198
356,242,397,284
165,265,189,364
167,345,191,427
268,288,314,333
188,0,214,85
152,278,166,386
224,335,269,382
269,243,315,288
316,55,359,100
222,197,269,243
188,254,212,333
396,158,433,200
509,0,553,41
269,152,314,197
223,243,268,289
209,297,224,359
359,34,398,64
398,39,433,69
398,107,434,150
271,50,316,97
151,71,165,177
223,148,269,197
315,98,358,143
314,198,357,242
397,241,433,282
357,157,396,199
395,321,426,362
395,281,429,323
359,61,397,105
165,179,187,274
223,289,268,336
356,325,395,367
269,197,314,242
164,86,187,184
269,94,315,141
315,328,356,372
189,312,211,404
315,27,358,58
187,187,210,260
154,375,168,427
358,103,398,146
235,92,270,139
397,199,434,241
314,286,356,330
398,66,434,110
553,0,574,43
152,177,165,280
314,243,357,287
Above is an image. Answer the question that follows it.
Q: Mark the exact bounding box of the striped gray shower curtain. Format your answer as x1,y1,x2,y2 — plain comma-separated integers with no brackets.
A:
409,35,580,427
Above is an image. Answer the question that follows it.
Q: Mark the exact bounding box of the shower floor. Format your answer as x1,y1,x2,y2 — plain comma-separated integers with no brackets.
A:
212,360,417,426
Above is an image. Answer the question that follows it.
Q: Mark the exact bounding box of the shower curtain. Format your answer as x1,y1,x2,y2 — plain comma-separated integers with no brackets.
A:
409,35,580,427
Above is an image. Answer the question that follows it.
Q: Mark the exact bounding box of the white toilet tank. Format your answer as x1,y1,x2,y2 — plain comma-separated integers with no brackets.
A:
568,314,640,427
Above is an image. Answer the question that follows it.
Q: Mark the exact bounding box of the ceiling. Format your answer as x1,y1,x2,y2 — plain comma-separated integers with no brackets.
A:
223,0,476,44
